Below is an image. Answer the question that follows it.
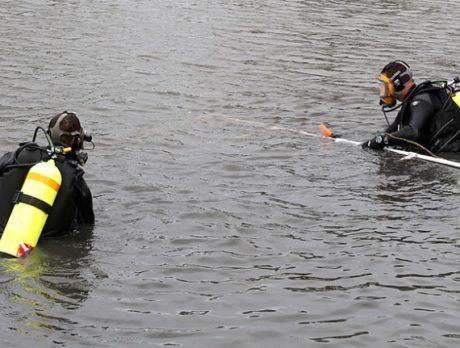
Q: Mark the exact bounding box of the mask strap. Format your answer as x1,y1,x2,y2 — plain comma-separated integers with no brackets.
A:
49,112,69,143
388,69,413,91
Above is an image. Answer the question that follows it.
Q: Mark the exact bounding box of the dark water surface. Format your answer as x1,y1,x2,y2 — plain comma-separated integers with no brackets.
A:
1,0,460,347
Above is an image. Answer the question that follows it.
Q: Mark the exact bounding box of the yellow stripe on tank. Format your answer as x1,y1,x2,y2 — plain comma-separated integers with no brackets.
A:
26,172,61,192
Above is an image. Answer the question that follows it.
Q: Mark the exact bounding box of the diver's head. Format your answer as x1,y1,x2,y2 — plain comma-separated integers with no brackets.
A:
48,111,92,149
379,60,414,107
48,111,92,165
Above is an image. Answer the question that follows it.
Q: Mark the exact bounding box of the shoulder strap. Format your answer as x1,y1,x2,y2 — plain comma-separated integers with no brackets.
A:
408,81,440,100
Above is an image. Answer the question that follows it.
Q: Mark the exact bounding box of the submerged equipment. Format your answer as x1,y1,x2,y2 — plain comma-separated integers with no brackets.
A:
318,123,460,169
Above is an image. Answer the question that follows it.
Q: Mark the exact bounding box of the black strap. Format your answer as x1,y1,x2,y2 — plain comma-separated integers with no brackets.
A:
12,191,52,215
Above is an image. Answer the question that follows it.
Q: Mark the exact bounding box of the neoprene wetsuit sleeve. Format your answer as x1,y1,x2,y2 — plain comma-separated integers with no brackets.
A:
386,96,435,146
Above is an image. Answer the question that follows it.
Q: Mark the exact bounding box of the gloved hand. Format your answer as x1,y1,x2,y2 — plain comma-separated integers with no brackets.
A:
362,134,387,149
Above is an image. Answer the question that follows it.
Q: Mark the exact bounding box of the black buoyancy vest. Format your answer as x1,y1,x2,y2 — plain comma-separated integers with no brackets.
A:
0,143,81,237
429,91,460,152
398,81,460,151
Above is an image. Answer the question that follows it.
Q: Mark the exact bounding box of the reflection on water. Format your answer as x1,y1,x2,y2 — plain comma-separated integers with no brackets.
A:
0,226,100,334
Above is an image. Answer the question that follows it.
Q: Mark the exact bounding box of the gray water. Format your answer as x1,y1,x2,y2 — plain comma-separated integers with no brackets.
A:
1,0,460,347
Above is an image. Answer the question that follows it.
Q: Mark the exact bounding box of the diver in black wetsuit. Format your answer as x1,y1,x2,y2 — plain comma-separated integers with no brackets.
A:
0,111,95,237
363,61,460,152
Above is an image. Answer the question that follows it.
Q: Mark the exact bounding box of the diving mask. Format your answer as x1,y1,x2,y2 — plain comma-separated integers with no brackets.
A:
379,74,396,107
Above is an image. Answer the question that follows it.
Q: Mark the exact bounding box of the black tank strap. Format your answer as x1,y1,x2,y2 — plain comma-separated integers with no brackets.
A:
12,191,52,215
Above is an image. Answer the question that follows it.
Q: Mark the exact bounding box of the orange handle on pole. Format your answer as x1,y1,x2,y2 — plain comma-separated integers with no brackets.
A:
319,123,333,138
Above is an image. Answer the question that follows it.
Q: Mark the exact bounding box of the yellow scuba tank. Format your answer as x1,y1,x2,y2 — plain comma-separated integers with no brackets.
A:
0,159,62,257
452,92,460,108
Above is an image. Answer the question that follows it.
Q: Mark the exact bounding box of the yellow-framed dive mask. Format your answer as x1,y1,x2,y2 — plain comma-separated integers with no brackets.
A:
378,73,396,107
379,74,396,107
